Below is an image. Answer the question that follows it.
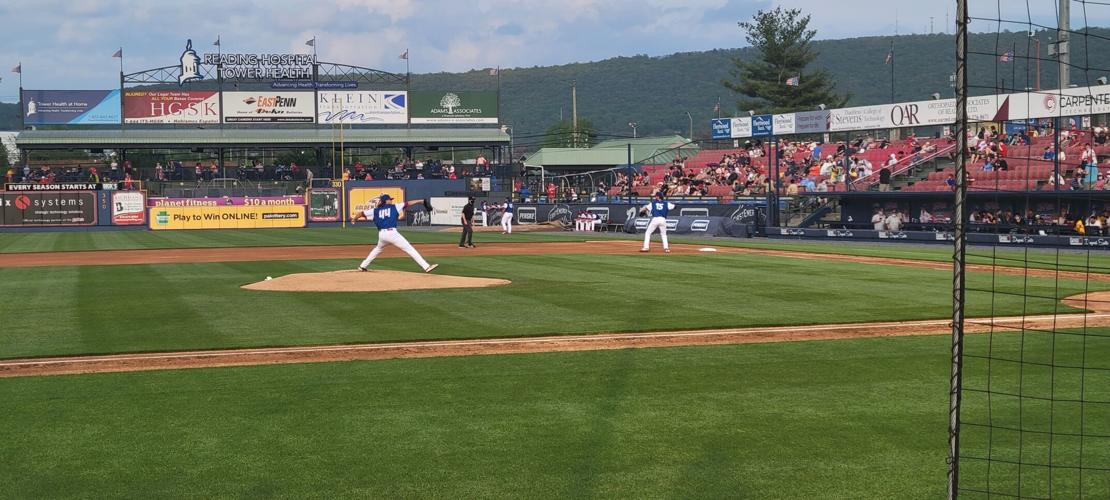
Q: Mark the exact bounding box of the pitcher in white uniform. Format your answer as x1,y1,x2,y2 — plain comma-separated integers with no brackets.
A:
640,192,675,253
351,193,438,273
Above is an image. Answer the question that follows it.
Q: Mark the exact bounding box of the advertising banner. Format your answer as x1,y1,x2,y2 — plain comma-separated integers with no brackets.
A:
22,90,121,125
710,118,731,139
123,90,219,124
794,110,830,134
317,91,408,124
410,91,498,124
829,104,891,132
428,197,469,226
148,196,305,207
1,191,97,227
111,191,146,225
309,189,340,222
347,187,406,219
222,91,315,123
772,113,795,135
730,117,752,138
149,205,305,230
751,114,773,137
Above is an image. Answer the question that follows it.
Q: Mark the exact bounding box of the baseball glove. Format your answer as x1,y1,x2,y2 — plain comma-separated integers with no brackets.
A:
423,197,433,210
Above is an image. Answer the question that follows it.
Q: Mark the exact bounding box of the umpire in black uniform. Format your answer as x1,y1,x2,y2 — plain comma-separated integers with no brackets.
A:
459,196,476,248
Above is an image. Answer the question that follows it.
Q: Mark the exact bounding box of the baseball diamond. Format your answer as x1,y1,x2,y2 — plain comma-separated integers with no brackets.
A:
6,2,1110,498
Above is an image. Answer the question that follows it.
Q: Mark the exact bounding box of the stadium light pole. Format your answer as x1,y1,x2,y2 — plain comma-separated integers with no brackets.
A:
685,111,693,140
628,122,637,138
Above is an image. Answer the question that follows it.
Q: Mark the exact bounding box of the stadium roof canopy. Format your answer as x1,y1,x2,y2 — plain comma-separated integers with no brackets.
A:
15,128,509,150
523,135,698,170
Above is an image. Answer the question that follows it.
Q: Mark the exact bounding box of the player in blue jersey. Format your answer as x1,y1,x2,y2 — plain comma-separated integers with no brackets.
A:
351,193,438,273
639,191,676,253
500,197,515,234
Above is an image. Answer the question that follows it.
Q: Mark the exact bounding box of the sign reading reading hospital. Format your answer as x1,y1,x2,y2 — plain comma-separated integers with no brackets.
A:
222,91,315,123
317,91,408,124
410,91,498,124
22,90,121,125
123,90,219,124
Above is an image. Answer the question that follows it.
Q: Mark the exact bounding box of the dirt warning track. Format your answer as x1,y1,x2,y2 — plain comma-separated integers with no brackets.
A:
3,292,1110,378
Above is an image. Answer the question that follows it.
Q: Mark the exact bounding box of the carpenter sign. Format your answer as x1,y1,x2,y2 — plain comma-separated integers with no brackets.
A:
1,191,97,226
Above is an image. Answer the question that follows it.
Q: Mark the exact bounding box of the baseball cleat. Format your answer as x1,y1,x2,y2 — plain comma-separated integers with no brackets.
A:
425,264,439,273
357,266,368,272
468,244,476,248
640,249,649,252
664,249,671,253
459,245,466,248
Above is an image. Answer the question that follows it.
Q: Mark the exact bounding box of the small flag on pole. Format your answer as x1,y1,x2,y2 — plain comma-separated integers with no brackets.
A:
785,75,800,86
999,51,1013,62
305,38,315,47
884,50,893,65
112,48,122,58
399,49,408,60
12,63,21,74
213,36,221,47
713,101,720,113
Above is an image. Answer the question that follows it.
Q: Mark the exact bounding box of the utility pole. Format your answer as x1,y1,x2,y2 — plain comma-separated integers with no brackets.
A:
930,17,934,34
1058,0,1070,91
571,80,578,148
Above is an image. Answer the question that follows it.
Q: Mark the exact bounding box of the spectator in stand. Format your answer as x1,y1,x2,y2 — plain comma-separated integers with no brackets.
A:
546,182,556,203
884,209,905,231
1086,160,1099,189
88,167,99,183
154,162,164,181
878,165,892,192
945,174,957,191
4,166,12,186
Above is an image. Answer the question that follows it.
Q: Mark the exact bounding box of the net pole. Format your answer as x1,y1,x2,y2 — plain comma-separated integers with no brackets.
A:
947,0,969,498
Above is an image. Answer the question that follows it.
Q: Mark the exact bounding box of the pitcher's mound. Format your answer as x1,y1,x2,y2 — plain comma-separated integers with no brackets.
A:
242,270,511,292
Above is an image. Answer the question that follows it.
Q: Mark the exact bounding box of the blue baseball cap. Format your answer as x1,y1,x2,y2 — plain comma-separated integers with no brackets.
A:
379,193,393,202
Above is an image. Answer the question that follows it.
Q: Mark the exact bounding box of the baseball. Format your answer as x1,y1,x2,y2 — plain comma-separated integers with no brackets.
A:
266,276,273,281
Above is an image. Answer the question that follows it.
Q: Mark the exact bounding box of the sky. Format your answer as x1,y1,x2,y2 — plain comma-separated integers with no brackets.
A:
0,0,1104,102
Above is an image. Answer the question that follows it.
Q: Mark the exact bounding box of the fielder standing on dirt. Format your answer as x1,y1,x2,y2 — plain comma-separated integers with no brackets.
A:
640,191,675,253
352,194,438,273
500,197,514,234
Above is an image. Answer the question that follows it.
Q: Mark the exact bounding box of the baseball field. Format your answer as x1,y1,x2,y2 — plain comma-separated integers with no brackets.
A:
2,228,1109,498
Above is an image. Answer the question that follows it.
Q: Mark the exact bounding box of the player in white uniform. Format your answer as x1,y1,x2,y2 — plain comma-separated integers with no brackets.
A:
500,197,515,234
352,193,438,273
640,192,675,253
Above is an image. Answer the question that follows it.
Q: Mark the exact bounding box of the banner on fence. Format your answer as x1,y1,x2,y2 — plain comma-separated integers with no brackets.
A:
309,189,340,222
1,191,97,227
347,187,406,218
124,90,220,124
429,197,469,225
409,91,497,124
148,205,305,230
21,90,121,125
317,91,408,124
222,91,315,123
111,191,146,225
148,196,305,207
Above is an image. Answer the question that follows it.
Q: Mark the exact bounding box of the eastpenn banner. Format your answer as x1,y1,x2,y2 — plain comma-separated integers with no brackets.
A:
222,91,315,123
149,205,305,230
22,90,121,125
409,91,498,124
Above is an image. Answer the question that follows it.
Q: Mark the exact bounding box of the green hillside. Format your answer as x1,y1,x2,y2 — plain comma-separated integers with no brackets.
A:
4,28,1108,142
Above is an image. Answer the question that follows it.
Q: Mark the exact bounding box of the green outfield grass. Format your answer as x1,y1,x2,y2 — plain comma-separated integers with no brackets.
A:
3,227,1109,275
0,252,1101,359
2,334,1105,498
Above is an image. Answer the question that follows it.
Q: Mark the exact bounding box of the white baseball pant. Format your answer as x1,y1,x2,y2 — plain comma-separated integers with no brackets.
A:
360,228,432,271
642,216,669,251
501,212,513,233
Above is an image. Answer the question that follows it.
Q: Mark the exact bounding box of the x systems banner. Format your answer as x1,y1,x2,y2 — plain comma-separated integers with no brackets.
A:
222,91,315,123
410,91,498,124
1,191,97,227
317,91,408,124
123,90,220,124
22,90,121,125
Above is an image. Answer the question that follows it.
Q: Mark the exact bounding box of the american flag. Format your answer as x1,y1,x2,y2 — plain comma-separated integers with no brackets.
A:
785,75,800,87
884,51,893,65
999,51,1014,62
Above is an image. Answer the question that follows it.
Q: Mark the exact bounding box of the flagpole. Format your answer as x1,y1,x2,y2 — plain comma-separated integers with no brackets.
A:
890,39,896,103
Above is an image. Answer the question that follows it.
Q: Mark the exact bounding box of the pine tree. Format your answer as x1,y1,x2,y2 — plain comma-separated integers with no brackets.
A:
722,7,848,115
